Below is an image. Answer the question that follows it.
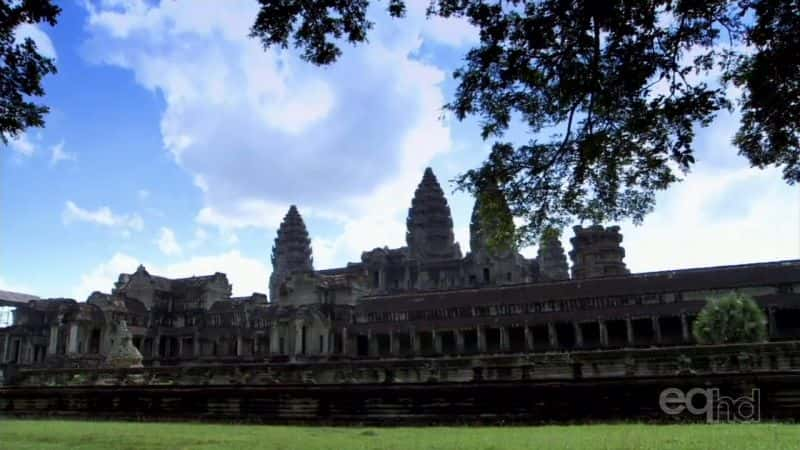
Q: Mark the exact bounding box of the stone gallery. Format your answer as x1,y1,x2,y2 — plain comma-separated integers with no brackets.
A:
1,167,800,369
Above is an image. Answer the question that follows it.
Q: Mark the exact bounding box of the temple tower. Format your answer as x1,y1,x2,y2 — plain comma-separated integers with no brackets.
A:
537,232,569,281
469,194,486,254
406,168,461,261
469,183,514,258
569,225,629,279
269,205,314,301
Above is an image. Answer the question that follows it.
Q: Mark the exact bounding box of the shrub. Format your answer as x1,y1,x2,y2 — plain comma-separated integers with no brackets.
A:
692,292,767,344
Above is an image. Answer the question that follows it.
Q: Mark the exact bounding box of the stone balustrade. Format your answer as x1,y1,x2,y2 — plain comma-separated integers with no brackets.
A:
6,341,800,388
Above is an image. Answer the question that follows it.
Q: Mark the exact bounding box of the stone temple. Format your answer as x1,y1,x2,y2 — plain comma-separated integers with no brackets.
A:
1,167,800,367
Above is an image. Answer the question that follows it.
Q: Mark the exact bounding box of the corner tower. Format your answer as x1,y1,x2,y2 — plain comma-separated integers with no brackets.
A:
569,225,629,279
269,205,314,301
406,168,461,261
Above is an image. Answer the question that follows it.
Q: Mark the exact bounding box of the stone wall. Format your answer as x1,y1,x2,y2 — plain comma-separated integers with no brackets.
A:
2,342,800,424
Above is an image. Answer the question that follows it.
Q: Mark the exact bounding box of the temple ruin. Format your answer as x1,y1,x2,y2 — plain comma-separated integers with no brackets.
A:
1,167,800,368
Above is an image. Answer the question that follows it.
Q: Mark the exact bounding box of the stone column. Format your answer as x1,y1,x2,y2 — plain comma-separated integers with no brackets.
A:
2,335,10,362
547,323,558,348
477,326,487,353
271,326,280,354
67,323,79,354
252,334,259,356
341,327,348,356
389,331,397,356
177,337,184,358
433,330,442,354
319,333,327,356
524,325,533,352
193,331,200,357
455,329,465,353
20,341,29,364
573,323,584,348
294,323,303,356
499,327,509,352
598,320,608,347
412,329,420,355
768,307,777,338
367,329,377,356
154,335,162,358
680,313,690,342
47,325,59,355
626,317,634,346
236,336,243,357
652,316,662,344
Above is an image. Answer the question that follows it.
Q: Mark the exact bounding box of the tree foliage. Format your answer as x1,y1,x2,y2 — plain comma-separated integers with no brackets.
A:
471,181,517,254
692,291,767,345
0,0,60,144
250,0,800,245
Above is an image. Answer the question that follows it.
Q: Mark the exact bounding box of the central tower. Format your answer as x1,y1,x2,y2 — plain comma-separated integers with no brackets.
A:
269,205,314,301
406,167,461,261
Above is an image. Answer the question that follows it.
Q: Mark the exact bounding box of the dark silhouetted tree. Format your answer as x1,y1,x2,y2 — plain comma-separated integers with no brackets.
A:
250,0,800,245
1,0,61,144
692,292,768,344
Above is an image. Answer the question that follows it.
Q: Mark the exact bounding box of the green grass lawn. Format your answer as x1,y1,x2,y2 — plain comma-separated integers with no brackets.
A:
0,419,798,450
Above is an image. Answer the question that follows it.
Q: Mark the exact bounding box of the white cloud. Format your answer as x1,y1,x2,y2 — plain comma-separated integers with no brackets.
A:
137,189,150,200
15,23,57,60
188,227,208,248
78,0,798,283
72,250,270,300
156,227,182,256
49,141,76,166
621,166,799,273
72,252,140,300
7,133,36,156
422,15,479,47
62,201,144,232
196,200,286,230
161,250,267,296
82,0,454,238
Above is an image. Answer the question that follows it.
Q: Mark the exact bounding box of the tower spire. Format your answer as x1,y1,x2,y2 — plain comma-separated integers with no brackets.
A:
537,230,569,281
469,181,514,256
406,167,461,260
269,205,313,301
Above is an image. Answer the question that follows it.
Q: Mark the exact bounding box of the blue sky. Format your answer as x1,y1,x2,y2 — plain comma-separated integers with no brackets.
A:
1,0,798,301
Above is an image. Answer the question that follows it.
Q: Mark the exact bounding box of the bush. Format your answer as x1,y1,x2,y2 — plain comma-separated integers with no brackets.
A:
692,292,767,344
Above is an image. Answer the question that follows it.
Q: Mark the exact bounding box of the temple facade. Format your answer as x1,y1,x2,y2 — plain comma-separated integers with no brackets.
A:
2,168,800,368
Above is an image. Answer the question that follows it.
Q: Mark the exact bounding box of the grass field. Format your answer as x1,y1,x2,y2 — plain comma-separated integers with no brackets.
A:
1,420,799,449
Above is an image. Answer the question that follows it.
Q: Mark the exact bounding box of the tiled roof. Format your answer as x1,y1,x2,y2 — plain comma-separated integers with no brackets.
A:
0,289,39,305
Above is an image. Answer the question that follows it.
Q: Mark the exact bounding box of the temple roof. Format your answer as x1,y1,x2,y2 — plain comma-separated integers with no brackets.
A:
0,289,39,306
358,259,800,312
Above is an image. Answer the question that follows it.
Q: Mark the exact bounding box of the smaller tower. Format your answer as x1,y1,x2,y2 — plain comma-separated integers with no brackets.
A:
269,205,314,301
569,225,629,279
537,232,569,281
